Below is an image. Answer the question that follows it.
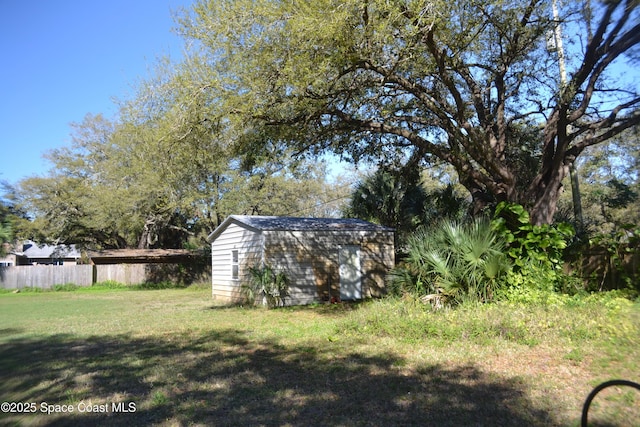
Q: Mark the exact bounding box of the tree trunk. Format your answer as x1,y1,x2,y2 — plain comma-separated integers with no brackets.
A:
569,163,584,227
529,164,569,225
458,175,497,216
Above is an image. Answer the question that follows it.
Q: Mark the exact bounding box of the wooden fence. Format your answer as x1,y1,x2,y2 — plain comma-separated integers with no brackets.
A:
0,263,211,289
95,264,150,285
0,265,93,289
574,249,639,291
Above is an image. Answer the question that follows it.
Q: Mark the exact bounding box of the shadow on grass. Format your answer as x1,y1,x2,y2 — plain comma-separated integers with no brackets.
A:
1,329,558,426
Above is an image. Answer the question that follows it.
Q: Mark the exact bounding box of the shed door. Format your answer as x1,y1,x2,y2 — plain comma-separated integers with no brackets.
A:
339,245,362,300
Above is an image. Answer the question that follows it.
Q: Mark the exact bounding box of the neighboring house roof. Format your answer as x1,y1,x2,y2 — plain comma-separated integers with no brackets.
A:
16,241,81,260
87,249,198,264
208,215,393,242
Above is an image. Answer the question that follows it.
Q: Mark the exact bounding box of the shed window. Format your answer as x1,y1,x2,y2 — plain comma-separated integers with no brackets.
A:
231,250,239,280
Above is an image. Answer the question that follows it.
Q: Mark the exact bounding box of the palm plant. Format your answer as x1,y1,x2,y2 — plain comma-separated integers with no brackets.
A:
345,166,429,245
243,264,290,308
401,218,511,306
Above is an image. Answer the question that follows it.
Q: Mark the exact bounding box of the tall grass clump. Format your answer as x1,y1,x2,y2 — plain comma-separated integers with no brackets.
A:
52,283,80,292
388,217,511,306
336,292,638,349
91,280,128,290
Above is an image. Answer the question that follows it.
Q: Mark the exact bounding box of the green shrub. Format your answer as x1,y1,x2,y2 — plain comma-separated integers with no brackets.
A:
389,217,511,306
243,264,290,308
492,202,576,293
492,202,574,268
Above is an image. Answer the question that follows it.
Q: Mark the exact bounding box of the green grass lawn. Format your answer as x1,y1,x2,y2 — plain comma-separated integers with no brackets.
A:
0,287,638,426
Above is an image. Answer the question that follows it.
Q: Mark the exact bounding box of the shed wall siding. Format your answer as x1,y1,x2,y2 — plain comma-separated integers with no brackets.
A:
263,230,394,303
210,222,263,302
361,238,395,297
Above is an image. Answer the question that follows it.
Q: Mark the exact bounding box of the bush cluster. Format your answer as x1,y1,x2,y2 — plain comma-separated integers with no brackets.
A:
386,202,631,308
242,264,290,308
388,218,510,306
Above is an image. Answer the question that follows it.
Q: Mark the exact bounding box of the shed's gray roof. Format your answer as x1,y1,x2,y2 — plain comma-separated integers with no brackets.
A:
208,215,393,242
233,215,392,231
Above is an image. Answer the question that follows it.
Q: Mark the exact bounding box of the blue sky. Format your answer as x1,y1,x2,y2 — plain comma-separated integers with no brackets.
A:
0,0,195,185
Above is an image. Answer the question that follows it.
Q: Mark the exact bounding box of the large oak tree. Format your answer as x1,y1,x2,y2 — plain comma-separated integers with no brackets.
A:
179,0,640,224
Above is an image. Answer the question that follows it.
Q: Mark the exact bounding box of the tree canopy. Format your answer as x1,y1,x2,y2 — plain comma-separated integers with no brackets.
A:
177,0,640,224
0,203,12,256
9,63,349,248
8,0,639,249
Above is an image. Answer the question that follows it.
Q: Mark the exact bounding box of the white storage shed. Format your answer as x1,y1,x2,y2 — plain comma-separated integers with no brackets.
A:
207,215,395,305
